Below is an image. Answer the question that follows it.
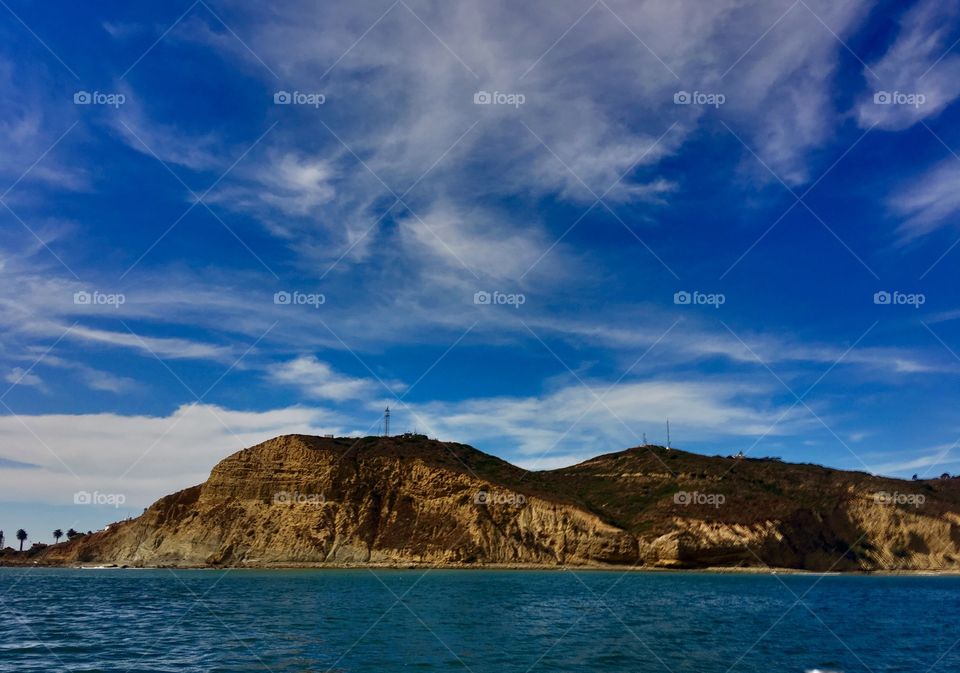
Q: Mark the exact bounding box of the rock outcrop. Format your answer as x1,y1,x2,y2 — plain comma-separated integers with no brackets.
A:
15,434,960,570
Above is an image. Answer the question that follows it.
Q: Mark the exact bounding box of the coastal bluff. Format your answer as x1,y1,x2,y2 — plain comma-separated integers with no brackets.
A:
11,434,960,571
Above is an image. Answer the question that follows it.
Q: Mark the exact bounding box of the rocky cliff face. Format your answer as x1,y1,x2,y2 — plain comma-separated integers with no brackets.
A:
21,435,960,570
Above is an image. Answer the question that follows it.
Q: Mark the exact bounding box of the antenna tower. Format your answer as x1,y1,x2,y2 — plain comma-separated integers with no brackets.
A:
666,419,671,449
384,406,390,437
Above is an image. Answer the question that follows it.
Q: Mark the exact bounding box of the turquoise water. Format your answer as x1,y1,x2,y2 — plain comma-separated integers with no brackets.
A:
1,568,958,672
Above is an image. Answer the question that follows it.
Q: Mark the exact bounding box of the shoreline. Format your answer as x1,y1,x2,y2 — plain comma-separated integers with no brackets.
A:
3,559,959,575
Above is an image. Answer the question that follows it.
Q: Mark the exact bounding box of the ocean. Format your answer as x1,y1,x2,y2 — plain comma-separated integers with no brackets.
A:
1,568,957,672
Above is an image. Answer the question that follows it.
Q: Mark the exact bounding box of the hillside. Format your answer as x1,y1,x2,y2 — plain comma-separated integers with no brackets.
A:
9,434,960,570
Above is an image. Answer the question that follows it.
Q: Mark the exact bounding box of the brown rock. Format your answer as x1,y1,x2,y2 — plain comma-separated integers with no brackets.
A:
16,435,960,571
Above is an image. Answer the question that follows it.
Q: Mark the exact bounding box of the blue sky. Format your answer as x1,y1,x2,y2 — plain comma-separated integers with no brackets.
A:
3,0,960,542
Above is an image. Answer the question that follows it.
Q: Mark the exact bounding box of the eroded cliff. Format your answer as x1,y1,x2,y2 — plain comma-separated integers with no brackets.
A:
19,434,960,571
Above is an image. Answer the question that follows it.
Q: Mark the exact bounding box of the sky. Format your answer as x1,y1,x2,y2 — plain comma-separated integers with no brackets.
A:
2,0,960,543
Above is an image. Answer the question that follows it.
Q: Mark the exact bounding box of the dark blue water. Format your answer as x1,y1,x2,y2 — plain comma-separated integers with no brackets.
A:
1,568,957,672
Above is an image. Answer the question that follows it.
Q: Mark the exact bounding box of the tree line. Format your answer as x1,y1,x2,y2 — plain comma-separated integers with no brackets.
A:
0,528,87,551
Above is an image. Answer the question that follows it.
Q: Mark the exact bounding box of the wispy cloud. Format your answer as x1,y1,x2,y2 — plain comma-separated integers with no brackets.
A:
37,354,138,393
888,159,960,241
270,356,401,401
856,0,960,131
67,324,234,361
867,443,960,476
409,377,814,465
4,366,44,389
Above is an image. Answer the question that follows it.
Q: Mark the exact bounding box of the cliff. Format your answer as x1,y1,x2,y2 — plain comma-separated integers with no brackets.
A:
13,434,960,570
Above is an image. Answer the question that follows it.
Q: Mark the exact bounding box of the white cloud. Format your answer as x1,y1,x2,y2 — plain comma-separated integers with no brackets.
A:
37,355,138,394
867,443,960,476
0,59,88,196
136,0,878,261
101,21,146,40
270,356,398,401
113,102,224,172
888,159,960,241
4,367,43,389
408,378,814,468
254,153,337,215
0,234,949,394
202,151,340,239
66,324,234,362
81,369,138,393
395,200,577,281
523,312,955,377
855,0,960,131
0,404,342,507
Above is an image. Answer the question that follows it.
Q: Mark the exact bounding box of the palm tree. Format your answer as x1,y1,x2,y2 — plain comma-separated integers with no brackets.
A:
53,529,63,544
66,528,79,540
16,529,27,551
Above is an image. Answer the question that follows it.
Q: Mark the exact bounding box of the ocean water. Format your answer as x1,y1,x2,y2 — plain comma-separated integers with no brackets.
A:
1,568,957,672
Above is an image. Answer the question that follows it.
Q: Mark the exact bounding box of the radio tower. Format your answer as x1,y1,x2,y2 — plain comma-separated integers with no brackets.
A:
666,419,671,450
383,406,390,437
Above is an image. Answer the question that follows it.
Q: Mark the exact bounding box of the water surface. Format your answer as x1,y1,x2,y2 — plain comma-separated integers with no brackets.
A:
2,568,957,672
